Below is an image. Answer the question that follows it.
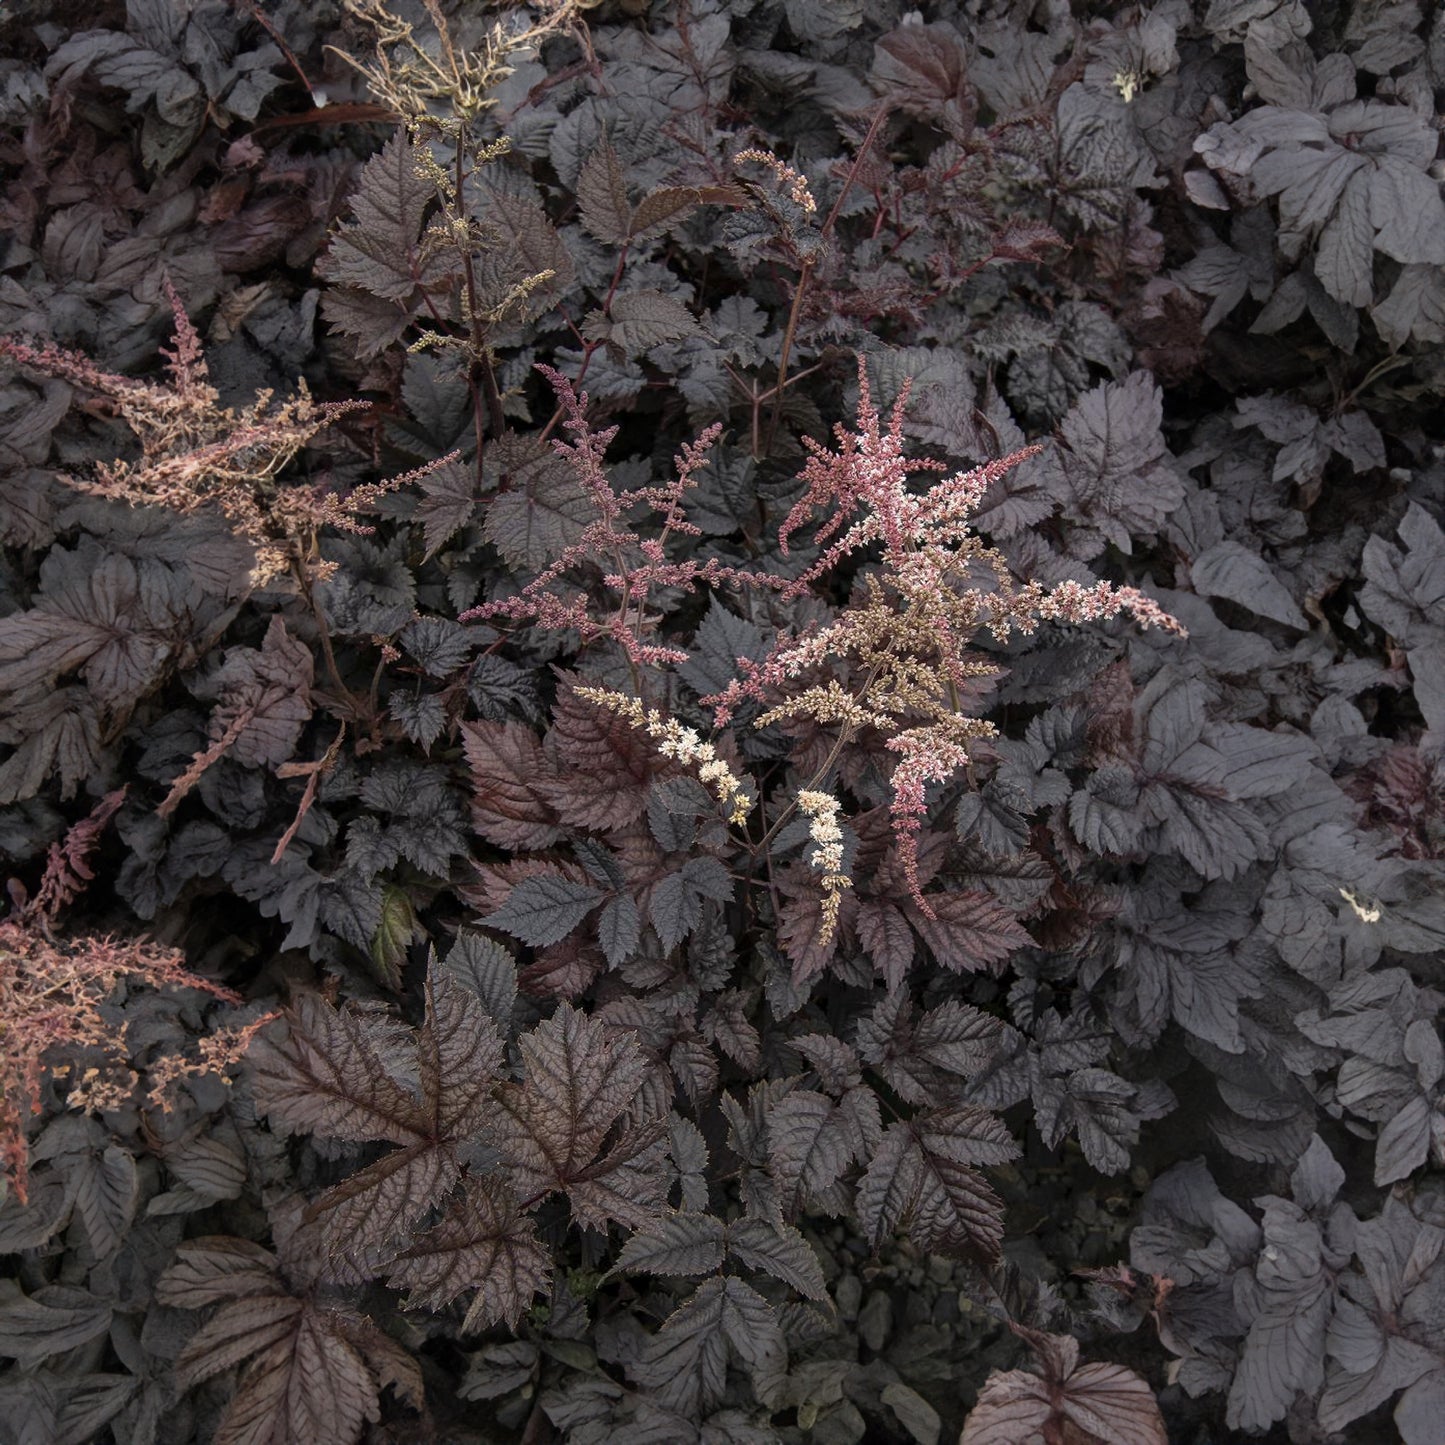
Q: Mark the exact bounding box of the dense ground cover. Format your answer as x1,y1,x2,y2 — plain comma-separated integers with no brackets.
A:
1,1,1444,1441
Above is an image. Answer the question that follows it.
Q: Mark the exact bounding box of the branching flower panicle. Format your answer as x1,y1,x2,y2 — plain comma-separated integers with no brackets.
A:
573,686,755,825
12,787,128,922
0,283,439,586
142,1011,281,1113
707,356,1185,916
461,366,781,668
0,920,249,1201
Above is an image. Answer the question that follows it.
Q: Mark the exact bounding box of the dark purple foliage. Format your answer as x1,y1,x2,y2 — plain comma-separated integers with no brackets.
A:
1,1,1443,1442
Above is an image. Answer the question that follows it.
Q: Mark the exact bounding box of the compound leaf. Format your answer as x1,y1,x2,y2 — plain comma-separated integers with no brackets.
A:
726,1217,828,1302
633,1277,786,1418
856,1109,1016,1263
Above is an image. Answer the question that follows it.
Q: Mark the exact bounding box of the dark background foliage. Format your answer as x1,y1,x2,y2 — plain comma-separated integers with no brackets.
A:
1,1,1443,1442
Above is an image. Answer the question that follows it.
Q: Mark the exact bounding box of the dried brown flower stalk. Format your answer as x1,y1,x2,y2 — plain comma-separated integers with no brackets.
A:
335,0,586,124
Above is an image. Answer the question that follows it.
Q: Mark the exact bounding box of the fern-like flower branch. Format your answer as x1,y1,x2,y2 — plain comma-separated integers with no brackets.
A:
573,686,755,825
461,365,782,671
795,789,851,943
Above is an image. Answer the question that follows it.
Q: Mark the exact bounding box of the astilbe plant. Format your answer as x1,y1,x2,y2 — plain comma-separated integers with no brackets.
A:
326,0,590,459
474,359,1183,935
0,790,250,1203
6,0,1445,1438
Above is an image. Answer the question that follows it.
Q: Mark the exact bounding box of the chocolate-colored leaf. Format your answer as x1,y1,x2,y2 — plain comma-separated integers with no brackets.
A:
856,899,915,989
1191,540,1309,629
577,139,632,246
582,290,701,359
249,998,431,1147
443,930,518,1032
633,1277,785,1418
614,1211,726,1279
484,873,604,948
1226,1200,1331,1431
856,1109,1016,1263
63,1144,137,1260
0,1283,113,1369
541,684,655,830
251,959,504,1255
481,439,592,572
217,1310,379,1445
767,1090,854,1216
414,458,476,560
963,1332,1166,1444
315,131,451,302
872,20,972,130
489,1005,666,1227
597,893,642,968
906,890,1031,974
388,1176,550,1331
174,1295,303,1390
629,186,701,241
157,1238,283,1309
726,1217,828,1301
462,720,562,851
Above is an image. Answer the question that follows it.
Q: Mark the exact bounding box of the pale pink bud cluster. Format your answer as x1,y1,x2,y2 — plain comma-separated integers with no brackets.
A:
734,148,817,213
1033,580,1187,635
885,732,977,916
